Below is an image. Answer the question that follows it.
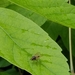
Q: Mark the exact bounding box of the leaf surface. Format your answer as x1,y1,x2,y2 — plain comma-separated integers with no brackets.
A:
0,72,10,75
0,0,11,7
41,21,61,40
0,8,70,75
7,4,46,26
9,0,75,29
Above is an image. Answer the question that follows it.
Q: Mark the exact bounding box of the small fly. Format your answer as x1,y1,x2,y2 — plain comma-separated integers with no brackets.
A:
31,52,40,61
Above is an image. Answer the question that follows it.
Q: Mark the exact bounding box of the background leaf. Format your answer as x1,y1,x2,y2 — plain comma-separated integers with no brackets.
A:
0,72,10,75
0,8,70,75
5,68,20,75
7,4,47,26
9,0,75,29
0,0,11,7
0,57,10,67
0,68,19,75
41,21,62,40
41,19,75,71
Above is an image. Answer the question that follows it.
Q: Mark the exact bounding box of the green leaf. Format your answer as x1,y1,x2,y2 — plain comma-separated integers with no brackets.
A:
0,57,10,67
42,20,75,57
42,20,75,58
0,72,10,75
0,0,11,7
71,0,75,5
59,27,75,57
41,21,62,40
7,4,46,26
6,68,20,75
0,7,69,75
9,0,75,29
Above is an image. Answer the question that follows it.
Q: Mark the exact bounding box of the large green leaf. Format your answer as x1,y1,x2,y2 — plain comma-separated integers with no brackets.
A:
9,0,75,29
0,0,11,7
0,8,69,75
7,4,46,26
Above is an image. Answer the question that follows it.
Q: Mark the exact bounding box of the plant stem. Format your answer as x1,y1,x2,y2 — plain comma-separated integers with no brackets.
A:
69,28,74,74
68,0,74,74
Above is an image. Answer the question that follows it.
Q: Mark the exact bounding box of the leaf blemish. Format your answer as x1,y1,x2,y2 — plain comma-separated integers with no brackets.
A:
21,29,28,33
31,43,43,47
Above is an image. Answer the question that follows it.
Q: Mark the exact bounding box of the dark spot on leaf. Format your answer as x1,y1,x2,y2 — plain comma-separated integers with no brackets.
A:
21,29,28,33
21,48,31,55
31,43,37,46
31,43,43,47
46,45,51,48
22,48,25,50
29,12,34,16
52,47,57,50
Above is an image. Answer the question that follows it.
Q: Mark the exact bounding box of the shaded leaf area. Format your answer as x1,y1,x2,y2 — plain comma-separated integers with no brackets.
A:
0,57,31,75
60,28,75,57
0,0,11,7
9,0,75,29
0,72,10,75
0,57,10,67
56,28,75,72
41,21,62,41
42,20,75,57
0,66,20,75
0,8,69,75
71,0,75,5
6,4,46,26
42,21,75,62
